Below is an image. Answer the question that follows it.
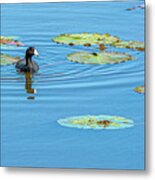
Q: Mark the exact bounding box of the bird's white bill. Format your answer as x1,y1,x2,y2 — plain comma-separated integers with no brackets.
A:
34,49,39,56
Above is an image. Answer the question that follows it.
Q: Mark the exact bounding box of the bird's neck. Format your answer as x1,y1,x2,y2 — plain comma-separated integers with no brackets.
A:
25,55,32,66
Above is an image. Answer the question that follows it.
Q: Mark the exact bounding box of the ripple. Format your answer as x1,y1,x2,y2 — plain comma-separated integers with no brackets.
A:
1,52,144,83
0,31,144,99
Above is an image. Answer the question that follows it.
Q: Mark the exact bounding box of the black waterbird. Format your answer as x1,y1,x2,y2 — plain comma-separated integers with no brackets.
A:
16,47,39,73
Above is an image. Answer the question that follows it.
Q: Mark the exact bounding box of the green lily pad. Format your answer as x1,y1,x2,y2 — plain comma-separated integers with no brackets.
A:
52,33,144,52
0,54,20,65
134,86,144,94
112,40,144,51
57,115,134,130
0,36,24,46
67,51,134,64
52,33,120,46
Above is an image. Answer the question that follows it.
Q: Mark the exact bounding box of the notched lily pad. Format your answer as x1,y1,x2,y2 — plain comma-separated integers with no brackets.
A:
57,115,134,130
112,40,144,51
0,54,20,65
0,36,24,46
134,86,145,94
52,33,120,46
67,51,134,64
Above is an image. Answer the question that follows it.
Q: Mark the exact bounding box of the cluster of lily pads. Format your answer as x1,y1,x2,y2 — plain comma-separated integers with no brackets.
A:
57,115,134,130
0,36,24,66
52,33,144,65
52,32,144,93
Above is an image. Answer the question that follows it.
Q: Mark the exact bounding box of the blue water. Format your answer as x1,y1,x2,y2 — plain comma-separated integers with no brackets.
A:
1,1,144,169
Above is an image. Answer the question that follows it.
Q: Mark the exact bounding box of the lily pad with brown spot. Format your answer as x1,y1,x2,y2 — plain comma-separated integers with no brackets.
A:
134,86,145,94
112,40,144,51
52,33,120,46
57,115,134,130
0,36,24,47
0,54,20,65
67,51,134,64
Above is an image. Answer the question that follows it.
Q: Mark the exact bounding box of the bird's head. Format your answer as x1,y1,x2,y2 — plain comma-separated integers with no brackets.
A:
26,47,39,58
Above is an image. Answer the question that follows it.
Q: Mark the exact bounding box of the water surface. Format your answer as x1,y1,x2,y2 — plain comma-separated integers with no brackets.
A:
1,1,144,169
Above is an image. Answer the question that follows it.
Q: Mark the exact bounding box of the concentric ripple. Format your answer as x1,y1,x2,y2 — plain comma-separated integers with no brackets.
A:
1,42,144,91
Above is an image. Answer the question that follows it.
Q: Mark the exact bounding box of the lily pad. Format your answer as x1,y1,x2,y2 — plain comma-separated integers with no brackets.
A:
0,36,24,46
112,40,144,51
126,4,144,11
134,86,145,94
52,33,144,52
57,115,134,130
0,54,20,65
67,51,134,64
52,33,120,46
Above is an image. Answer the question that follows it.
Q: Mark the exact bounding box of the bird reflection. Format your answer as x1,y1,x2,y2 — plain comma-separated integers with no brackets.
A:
25,72,37,100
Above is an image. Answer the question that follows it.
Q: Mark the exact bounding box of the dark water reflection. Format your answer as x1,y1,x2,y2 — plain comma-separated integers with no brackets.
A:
25,72,36,100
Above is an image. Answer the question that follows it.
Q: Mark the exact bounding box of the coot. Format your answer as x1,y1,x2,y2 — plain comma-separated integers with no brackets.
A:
16,47,39,73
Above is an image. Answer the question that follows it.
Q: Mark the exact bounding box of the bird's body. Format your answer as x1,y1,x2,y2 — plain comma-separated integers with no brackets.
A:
15,47,39,73
16,59,39,73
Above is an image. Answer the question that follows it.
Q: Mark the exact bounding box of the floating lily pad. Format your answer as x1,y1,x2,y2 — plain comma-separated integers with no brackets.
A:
134,86,145,94
57,115,134,130
52,33,144,52
52,33,120,46
0,36,24,46
0,54,20,65
67,51,134,64
126,4,144,11
112,40,144,51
